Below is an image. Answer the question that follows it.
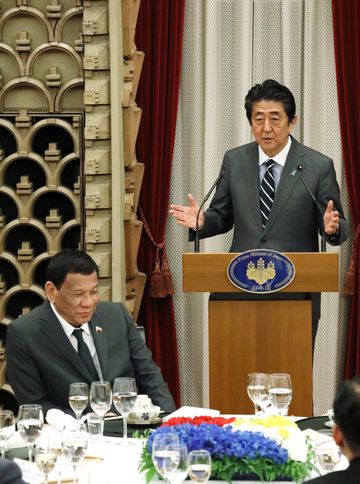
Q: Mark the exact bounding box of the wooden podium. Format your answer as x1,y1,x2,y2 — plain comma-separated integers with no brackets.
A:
182,252,339,416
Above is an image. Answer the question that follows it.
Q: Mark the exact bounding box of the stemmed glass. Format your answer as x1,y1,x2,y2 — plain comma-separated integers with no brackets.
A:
89,381,112,435
247,373,270,416
152,433,180,480
0,410,15,458
35,443,58,484
112,377,137,444
163,444,189,484
17,404,44,462
62,425,88,484
315,437,342,474
188,449,211,483
269,373,293,416
69,382,88,428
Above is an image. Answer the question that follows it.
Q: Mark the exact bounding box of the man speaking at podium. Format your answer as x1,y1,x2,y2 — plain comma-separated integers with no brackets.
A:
170,79,349,347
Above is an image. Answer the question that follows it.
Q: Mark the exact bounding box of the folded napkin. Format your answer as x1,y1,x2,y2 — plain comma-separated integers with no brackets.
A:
162,405,220,421
46,409,78,432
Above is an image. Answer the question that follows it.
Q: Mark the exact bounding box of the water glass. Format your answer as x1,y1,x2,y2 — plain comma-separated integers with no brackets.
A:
152,433,180,478
62,426,88,484
247,372,270,415
90,381,112,435
163,444,189,484
189,449,211,483
269,373,292,416
0,410,15,458
315,439,342,473
86,412,103,440
17,404,44,462
112,377,137,443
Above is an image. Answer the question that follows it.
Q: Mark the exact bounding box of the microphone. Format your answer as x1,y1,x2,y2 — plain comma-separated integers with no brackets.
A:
194,173,222,252
292,164,326,252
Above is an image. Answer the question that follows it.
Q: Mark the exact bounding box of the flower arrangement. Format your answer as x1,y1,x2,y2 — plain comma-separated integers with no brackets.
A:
139,415,316,483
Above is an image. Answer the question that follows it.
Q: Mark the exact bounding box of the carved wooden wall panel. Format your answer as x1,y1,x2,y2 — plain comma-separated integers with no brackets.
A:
0,0,146,404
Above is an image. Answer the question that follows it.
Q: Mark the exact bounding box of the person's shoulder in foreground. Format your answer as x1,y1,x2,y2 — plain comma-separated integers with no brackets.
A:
305,376,360,483
0,458,25,484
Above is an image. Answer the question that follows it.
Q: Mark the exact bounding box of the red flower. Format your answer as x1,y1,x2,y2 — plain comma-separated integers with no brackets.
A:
162,416,235,427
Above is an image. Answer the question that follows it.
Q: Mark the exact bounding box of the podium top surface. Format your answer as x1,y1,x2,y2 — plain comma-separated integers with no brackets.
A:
182,252,339,293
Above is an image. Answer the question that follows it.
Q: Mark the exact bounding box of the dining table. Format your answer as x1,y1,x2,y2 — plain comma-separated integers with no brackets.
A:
6,413,348,483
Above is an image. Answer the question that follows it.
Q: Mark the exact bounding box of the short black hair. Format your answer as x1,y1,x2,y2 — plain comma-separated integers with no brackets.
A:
244,79,296,124
333,376,360,453
46,249,99,289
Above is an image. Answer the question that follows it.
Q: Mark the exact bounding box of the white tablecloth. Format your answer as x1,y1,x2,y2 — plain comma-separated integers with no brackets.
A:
8,418,348,484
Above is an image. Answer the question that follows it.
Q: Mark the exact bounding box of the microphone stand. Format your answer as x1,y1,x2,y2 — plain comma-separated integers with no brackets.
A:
194,174,222,253
296,170,327,253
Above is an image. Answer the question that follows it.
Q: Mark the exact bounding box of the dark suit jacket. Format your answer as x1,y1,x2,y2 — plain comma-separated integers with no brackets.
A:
6,301,176,415
305,457,360,483
197,137,349,251
0,458,25,484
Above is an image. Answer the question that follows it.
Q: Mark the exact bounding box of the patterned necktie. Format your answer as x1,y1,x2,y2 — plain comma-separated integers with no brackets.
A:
260,159,276,229
72,328,99,381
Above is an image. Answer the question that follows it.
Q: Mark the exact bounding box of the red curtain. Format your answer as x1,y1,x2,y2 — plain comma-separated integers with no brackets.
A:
332,0,360,377
135,0,185,406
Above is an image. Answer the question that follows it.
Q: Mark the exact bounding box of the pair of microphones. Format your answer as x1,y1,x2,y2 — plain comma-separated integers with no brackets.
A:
194,164,327,253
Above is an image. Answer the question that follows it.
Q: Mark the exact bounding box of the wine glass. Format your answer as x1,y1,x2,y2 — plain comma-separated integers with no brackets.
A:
35,443,58,484
152,433,180,479
69,382,88,427
269,373,293,416
62,425,88,484
89,381,112,434
315,438,342,473
112,377,137,443
0,410,15,458
247,372,269,415
188,449,211,483
17,403,44,462
163,444,189,484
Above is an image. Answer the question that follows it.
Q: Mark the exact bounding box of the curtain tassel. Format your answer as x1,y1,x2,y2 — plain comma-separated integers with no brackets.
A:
148,248,174,298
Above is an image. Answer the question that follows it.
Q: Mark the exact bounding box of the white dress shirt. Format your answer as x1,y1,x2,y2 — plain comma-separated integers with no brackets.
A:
258,136,292,191
50,302,103,381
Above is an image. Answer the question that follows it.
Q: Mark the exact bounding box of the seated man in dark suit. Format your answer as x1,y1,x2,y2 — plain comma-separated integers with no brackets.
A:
0,458,25,484
6,249,176,416
306,376,360,483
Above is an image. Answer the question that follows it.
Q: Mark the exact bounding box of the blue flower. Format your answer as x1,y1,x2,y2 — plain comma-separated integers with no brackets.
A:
147,423,288,464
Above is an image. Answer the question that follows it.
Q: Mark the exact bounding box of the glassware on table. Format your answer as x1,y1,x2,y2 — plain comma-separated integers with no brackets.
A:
17,404,44,462
62,425,88,484
163,444,189,484
269,373,293,416
247,372,270,415
89,381,112,434
315,438,342,473
86,412,103,440
69,382,88,427
188,449,211,483
112,377,137,443
152,433,180,479
0,410,15,458
35,443,58,484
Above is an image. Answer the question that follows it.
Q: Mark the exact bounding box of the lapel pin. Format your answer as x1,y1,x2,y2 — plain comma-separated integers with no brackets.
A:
95,326,103,333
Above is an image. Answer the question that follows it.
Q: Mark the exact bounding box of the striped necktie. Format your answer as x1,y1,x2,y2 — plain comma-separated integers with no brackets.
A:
260,159,276,229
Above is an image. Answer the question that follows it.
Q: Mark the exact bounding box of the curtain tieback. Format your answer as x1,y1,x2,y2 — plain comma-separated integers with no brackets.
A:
138,205,174,298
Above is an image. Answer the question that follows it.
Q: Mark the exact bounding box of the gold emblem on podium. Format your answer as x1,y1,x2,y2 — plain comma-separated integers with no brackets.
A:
246,258,275,284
